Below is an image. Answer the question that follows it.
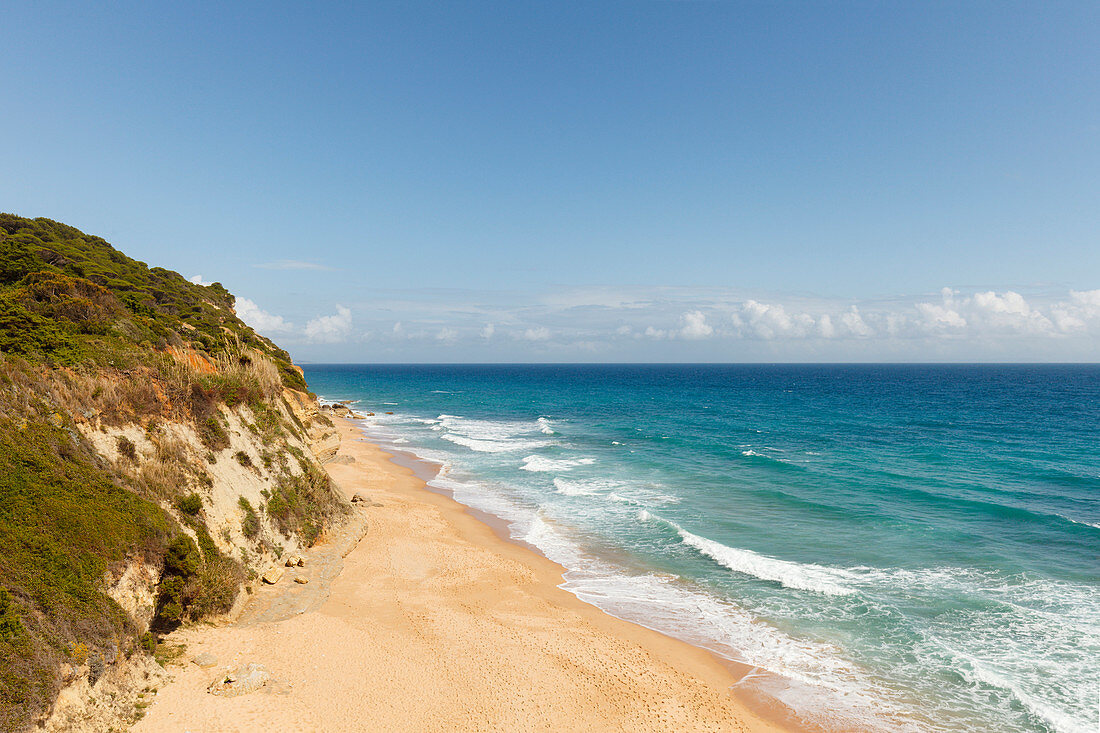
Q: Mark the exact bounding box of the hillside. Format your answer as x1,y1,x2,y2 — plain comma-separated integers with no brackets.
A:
0,215,347,730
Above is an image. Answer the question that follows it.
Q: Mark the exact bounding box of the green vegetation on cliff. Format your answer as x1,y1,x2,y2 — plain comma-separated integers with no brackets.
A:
0,214,307,391
0,214,343,730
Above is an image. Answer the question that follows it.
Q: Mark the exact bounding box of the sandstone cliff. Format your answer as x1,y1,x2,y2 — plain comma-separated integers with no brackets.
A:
0,214,348,731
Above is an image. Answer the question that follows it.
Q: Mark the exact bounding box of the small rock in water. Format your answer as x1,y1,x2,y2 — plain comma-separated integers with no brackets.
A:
192,652,218,668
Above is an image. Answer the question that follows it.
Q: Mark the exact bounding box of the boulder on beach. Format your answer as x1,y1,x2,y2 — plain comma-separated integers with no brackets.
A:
262,567,285,584
207,663,270,697
192,652,218,668
284,555,302,567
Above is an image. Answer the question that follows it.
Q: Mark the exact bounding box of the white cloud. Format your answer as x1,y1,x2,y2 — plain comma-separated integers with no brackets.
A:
915,289,966,333
738,300,815,339
305,305,353,343
679,310,713,339
1051,289,1100,333
282,284,1099,359
255,260,335,271
839,306,874,338
189,274,215,286
914,288,1058,336
235,298,293,334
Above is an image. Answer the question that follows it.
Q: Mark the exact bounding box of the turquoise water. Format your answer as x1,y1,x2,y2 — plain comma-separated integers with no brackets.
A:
302,364,1099,732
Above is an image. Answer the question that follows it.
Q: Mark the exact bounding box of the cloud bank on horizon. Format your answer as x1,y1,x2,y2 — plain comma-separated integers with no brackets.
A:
221,283,1100,362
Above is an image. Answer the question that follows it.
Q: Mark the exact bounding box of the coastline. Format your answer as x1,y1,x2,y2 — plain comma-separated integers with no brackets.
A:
133,416,794,732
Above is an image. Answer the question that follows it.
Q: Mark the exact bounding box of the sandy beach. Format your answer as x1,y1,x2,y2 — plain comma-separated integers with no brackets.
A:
133,418,790,732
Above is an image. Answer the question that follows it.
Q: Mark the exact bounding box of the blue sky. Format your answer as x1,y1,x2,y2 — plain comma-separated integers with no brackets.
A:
3,1,1098,361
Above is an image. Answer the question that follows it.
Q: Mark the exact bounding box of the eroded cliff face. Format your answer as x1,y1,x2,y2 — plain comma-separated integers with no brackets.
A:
0,214,350,731
35,353,348,731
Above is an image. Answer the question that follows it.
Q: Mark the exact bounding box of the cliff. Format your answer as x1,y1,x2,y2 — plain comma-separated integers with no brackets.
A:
0,215,347,730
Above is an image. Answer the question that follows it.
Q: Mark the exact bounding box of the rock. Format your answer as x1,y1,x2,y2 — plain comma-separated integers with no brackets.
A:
207,663,270,697
192,652,218,668
366,412,375,416
296,556,305,566
284,555,302,567
294,577,309,584
351,492,369,503
261,567,285,584
310,431,340,463
385,411,394,415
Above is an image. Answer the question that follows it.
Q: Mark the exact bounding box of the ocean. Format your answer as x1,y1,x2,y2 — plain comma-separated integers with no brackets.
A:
301,364,1099,733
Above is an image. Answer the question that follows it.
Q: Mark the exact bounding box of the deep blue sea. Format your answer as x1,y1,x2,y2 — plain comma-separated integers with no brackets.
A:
302,364,1099,733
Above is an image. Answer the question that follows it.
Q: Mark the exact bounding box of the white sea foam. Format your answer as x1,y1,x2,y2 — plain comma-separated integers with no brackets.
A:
435,414,556,453
520,455,596,472
604,489,681,506
950,646,1095,733
637,513,855,595
536,417,556,435
1059,514,1100,529
552,478,599,496
441,433,551,453
680,530,855,595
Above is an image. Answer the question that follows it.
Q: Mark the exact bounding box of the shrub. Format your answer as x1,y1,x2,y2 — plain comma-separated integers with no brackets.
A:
175,493,202,516
116,435,137,460
238,497,259,539
233,451,252,468
198,415,229,451
0,589,24,644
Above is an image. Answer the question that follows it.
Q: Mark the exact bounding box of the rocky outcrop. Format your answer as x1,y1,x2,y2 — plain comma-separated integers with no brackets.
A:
207,663,270,697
